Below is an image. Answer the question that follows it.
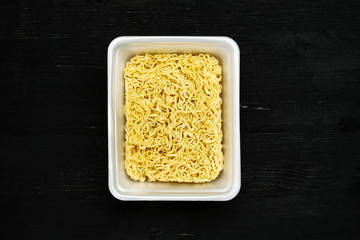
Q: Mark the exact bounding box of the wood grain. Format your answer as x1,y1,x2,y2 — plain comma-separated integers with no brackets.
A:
1,0,359,239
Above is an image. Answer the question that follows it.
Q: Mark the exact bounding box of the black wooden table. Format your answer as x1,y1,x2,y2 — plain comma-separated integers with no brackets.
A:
1,0,359,239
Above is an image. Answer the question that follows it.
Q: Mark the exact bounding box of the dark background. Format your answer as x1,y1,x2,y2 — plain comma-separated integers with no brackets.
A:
1,0,360,239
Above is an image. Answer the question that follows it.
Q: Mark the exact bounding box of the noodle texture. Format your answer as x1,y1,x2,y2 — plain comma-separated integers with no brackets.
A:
124,53,223,183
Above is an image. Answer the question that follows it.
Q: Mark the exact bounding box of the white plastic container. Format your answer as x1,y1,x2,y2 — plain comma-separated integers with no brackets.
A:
108,36,240,201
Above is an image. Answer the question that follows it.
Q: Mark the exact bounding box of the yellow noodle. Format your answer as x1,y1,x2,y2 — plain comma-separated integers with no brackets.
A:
124,53,223,183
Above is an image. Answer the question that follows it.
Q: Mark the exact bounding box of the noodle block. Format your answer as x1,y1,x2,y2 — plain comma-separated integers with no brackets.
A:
124,53,223,183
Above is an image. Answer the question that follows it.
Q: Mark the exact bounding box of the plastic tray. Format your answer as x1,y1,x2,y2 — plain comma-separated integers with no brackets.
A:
108,36,240,201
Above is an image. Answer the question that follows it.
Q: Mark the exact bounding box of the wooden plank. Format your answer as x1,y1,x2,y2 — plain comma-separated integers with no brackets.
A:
1,0,359,239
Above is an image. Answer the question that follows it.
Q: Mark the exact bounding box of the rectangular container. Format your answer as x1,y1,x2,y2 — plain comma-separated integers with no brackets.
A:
108,36,240,201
